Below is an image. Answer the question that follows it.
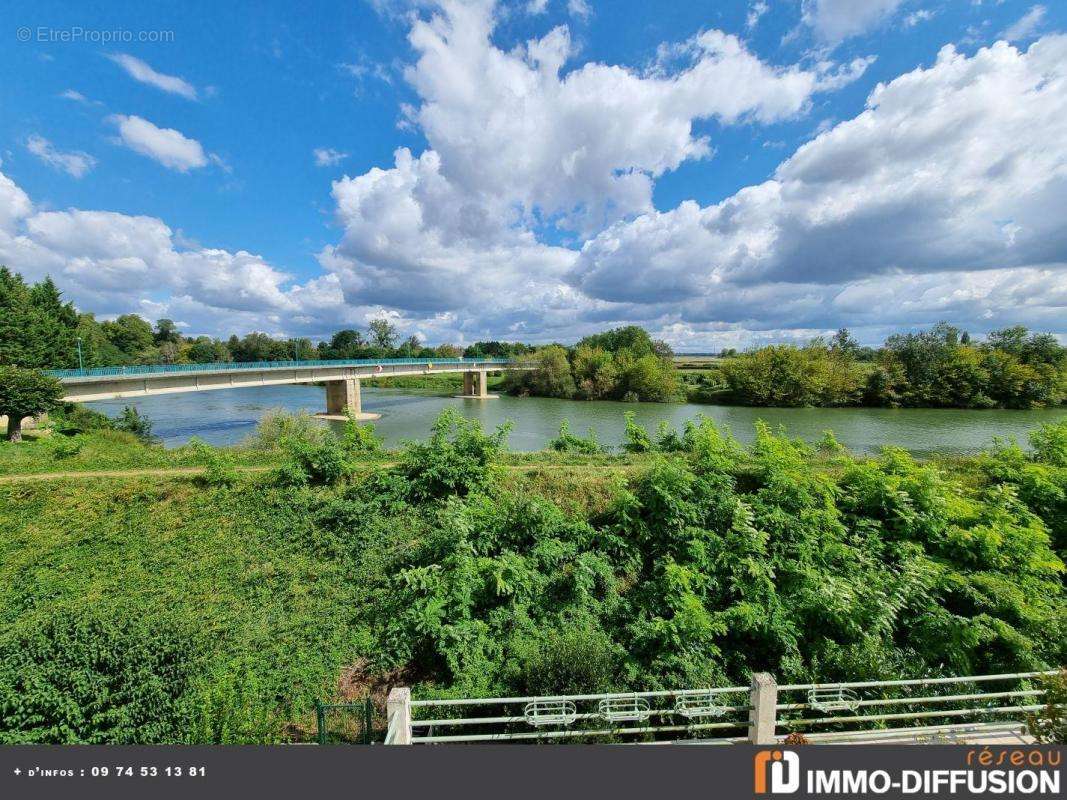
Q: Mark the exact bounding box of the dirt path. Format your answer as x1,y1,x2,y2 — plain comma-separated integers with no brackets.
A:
0,462,637,483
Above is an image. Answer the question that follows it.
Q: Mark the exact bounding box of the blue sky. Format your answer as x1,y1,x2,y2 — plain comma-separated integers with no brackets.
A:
1,0,1064,349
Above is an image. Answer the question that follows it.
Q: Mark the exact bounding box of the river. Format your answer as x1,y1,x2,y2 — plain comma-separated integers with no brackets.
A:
84,385,1064,456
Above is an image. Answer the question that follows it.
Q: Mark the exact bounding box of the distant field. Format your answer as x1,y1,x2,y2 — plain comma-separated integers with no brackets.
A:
672,354,724,370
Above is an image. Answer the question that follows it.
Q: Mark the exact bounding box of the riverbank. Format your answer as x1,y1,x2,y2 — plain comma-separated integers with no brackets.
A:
1,413,1062,744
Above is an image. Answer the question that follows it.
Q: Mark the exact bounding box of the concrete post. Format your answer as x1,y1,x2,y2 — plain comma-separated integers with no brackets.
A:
385,687,412,745
323,378,380,420
463,371,475,396
456,369,497,400
476,369,488,398
748,672,778,745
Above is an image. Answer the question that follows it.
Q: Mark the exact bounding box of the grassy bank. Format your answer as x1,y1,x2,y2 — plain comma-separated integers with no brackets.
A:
1,412,1063,743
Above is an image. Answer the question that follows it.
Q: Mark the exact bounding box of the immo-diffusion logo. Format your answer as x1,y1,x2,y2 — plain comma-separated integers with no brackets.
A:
754,750,801,794
753,748,1062,796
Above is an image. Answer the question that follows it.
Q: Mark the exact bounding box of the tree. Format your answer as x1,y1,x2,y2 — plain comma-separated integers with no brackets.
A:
154,318,181,345
0,366,63,442
102,314,155,359
321,329,365,359
368,318,398,350
0,268,81,369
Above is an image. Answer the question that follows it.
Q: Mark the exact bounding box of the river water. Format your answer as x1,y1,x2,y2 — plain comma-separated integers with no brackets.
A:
85,385,1063,456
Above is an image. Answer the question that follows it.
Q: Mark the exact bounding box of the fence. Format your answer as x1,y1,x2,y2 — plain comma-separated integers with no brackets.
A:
383,670,1057,745
316,699,376,745
46,357,520,380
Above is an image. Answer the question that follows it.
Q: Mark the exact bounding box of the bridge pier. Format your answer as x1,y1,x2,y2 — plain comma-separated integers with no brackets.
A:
455,370,498,400
318,378,381,421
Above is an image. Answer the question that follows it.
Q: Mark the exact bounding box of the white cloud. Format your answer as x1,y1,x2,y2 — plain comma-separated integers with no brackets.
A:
1001,5,1046,42
569,37,1067,334
402,1,868,235
109,115,208,172
802,0,907,43
59,89,101,106
313,147,349,167
526,0,549,14
25,135,96,178
747,1,769,30
567,0,591,20
106,53,198,100
902,9,935,28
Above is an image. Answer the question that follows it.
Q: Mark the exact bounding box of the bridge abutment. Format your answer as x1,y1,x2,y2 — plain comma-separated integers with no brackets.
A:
456,370,498,400
319,378,380,421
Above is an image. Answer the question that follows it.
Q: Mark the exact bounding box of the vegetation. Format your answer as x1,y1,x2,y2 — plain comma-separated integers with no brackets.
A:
505,326,681,403
0,365,63,442
0,411,1063,742
689,325,1064,409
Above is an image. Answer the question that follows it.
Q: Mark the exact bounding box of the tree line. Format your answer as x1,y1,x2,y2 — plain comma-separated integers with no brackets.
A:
0,267,531,370
691,325,1065,409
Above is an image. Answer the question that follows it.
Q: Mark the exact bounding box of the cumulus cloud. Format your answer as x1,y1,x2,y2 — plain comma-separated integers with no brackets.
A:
109,115,208,172
569,37,1067,334
25,135,96,178
106,53,198,100
802,0,907,43
402,0,868,235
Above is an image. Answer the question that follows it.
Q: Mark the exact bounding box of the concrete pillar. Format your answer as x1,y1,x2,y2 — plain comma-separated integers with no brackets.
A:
748,672,778,745
456,369,497,399
322,378,380,421
385,687,412,745
325,378,360,415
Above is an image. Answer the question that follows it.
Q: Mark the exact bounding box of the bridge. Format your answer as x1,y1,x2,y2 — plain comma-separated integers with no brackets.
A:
46,358,527,421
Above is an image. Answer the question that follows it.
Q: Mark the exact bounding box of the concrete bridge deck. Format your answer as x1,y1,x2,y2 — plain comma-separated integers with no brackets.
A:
47,357,525,421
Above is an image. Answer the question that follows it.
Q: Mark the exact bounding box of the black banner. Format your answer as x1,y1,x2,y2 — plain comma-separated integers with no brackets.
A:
0,744,1062,800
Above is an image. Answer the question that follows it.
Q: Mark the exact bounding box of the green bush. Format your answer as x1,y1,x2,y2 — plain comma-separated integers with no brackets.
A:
0,610,202,744
549,419,604,454
508,626,621,696
1027,669,1067,744
113,406,157,444
48,436,82,459
341,412,382,456
249,409,325,450
398,408,511,501
276,434,351,487
622,412,653,453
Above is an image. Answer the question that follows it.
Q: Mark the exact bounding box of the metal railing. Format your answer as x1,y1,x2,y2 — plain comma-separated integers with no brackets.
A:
383,670,1058,745
46,357,520,380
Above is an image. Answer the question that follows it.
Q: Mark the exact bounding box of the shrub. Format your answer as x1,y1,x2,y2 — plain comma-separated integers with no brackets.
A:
341,412,382,456
549,419,604,454
399,408,511,501
508,626,620,696
0,610,202,744
276,434,351,487
113,406,157,444
250,409,325,450
48,436,82,459
622,412,653,453
186,439,239,487
53,403,113,435
1027,669,1067,744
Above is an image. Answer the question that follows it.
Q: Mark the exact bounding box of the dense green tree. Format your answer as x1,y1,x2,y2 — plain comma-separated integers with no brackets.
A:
102,314,155,360
0,269,81,369
368,318,397,350
154,318,181,345
0,366,63,441
187,336,231,364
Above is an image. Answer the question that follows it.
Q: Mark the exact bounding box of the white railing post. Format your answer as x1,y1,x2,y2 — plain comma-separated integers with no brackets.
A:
748,672,778,745
386,687,412,745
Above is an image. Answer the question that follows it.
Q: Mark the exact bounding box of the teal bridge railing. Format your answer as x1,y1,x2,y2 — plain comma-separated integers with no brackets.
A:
46,357,520,380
